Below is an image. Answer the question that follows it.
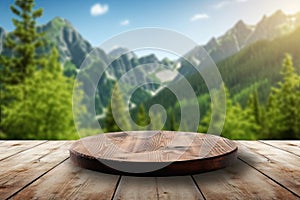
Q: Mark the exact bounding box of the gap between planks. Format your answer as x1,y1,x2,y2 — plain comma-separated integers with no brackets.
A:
6,157,69,200
192,158,298,200
237,158,300,199
112,175,205,200
110,176,122,200
237,141,300,199
0,141,72,199
10,158,120,200
258,140,300,157
3,140,300,199
191,175,207,200
0,140,48,161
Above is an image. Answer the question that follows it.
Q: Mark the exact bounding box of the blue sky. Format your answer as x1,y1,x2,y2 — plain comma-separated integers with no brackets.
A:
1,0,300,48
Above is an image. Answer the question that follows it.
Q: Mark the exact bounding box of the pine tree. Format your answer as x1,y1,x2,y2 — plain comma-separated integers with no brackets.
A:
247,90,261,125
266,54,300,139
135,104,150,130
199,86,259,139
224,102,259,140
169,111,176,131
149,112,163,130
259,106,268,138
1,48,78,139
105,103,120,132
0,0,45,85
63,61,77,77
105,84,131,132
0,0,46,134
198,86,227,134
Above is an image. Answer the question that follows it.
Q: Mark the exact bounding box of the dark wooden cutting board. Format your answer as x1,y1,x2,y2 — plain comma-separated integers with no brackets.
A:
70,131,237,176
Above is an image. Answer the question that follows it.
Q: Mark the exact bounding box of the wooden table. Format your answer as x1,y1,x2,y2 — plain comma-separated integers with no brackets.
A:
0,140,299,199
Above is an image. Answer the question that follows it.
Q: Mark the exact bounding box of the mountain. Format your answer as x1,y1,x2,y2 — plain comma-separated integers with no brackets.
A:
183,10,300,74
0,17,177,115
147,10,300,118
108,47,136,60
40,18,177,85
146,26,300,120
1,10,300,116
218,26,300,103
38,17,109,67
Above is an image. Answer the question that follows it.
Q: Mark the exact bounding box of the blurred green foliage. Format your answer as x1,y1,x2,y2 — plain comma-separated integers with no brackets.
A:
0,0,299,140
0,0,81,139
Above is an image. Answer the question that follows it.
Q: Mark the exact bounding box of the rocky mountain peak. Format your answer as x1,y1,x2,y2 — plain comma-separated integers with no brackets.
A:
271,10,286,19
38,17,94,67
48,17,72,28
181,10,300,77
234,19,253,32
108,46,136,60
255,10,287,28
138,53,159,64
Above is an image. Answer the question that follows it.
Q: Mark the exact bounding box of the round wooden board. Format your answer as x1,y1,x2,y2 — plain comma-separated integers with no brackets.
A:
70,131,237,176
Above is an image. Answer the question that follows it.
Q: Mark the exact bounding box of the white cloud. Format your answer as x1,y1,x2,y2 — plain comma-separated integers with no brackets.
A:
90,3,109,16
120,19,130,26
190,13,209,22
214,1,231,9
214,0,248,9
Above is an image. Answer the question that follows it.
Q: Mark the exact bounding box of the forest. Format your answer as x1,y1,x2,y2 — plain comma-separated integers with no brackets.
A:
0,0,299,140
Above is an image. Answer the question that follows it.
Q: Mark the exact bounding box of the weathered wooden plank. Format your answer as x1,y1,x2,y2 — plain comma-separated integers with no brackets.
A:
113,176,157,200
2,140,300,200
193,159,298,199
0,140,46,161
11,159,120,200
0,141,71,199
113,175,204,200
238,141,300,197
260,140,300,157
156,176,204,200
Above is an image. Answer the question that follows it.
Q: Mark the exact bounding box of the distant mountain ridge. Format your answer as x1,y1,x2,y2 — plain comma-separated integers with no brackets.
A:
0,17,177,114
38,17,110,68
183,10,300,72
145,26,300,121
1,10,300,114
1,10,299,78
144,10,300,117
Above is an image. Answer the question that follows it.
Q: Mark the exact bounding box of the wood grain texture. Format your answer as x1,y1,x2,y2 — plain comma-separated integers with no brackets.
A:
194,159,298,199
113,176,157,200
12,159,120,200
156,176,204,200
70,131,237,176
113,176,204,200
0,140,46,161
0,141,70,199
1,140,299,199
238,141,300,197
260,140,300,157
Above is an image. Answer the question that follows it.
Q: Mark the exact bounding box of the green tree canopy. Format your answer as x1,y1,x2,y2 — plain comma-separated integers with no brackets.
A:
199,86,259,139
135,104,150,130
0,0,82,139
149,111,164,130
2,48,78,139
266,54,300,139
105,84,131,132
0,0,45,85
0,0,46,127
